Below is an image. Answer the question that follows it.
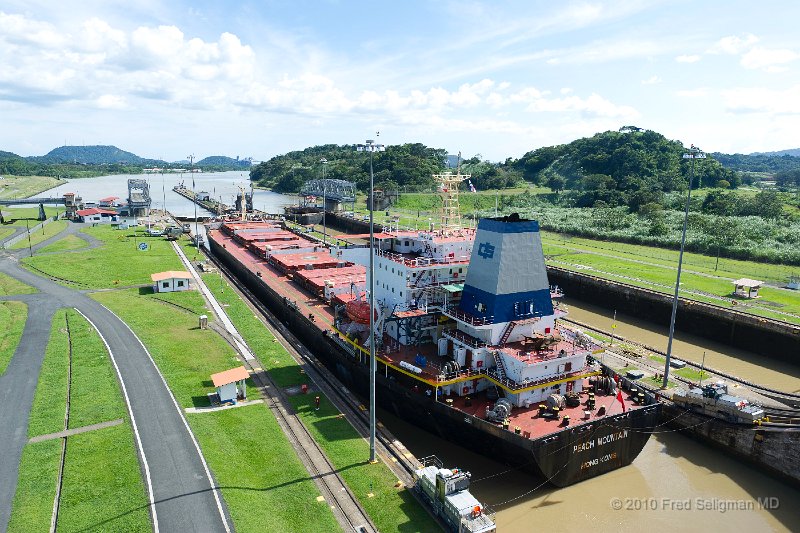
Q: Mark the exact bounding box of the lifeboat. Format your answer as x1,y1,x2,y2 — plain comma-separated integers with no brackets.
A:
345,300,377,324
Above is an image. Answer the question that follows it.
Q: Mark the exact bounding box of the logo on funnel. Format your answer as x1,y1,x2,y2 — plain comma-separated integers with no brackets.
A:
477,242,495,259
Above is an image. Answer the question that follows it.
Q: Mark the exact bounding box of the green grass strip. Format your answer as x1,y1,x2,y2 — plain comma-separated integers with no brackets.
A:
57,425,150,532
0,301,28,375
27,309,69,438
67,309,128,428
6,440,61,533
92,288,340,531
0,272,37,296
201,272,439,532
188,407,340,533
36,234,88,253
9,220,68,249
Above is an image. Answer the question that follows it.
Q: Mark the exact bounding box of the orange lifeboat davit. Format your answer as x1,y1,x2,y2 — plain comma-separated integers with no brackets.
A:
345,300,377,324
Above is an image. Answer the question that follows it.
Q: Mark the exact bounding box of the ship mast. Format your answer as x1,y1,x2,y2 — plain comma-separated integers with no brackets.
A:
433,153,470,235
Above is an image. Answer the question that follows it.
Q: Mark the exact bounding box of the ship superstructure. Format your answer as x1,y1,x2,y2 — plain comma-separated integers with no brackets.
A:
205,166,660,488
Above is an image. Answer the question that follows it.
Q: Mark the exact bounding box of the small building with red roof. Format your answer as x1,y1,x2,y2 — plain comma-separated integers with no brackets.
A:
75,207,119,223
210,366,249,404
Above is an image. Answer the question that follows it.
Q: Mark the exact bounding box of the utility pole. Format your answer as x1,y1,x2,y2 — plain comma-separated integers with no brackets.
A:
189,154,198,245
663,145,706,388
356,134,385,463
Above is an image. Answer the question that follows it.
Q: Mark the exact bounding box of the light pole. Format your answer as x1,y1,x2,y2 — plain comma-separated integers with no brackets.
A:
320,158,328,245
189,154,198,245
663,145,706,388
356,134,385,463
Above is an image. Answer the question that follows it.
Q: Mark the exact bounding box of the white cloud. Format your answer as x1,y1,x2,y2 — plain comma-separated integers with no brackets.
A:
708,33,759,55
96,94,126,109
740,46,798,71
676,88,710,98
641,75,662,85
675,54,701,63
722,85,800,114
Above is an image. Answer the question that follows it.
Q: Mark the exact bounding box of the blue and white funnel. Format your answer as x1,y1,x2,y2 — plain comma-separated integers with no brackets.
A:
459,214,553,323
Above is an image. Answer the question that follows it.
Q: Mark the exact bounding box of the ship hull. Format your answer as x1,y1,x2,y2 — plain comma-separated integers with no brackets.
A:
208,233,661,487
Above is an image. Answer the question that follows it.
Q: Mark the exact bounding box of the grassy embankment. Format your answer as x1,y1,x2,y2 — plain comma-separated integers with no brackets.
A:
0,206,61,224
8,220,69,250
200,269,439,532
22,225,184,288
19,226,341,531
36,234,88,253
0,301,27,375
0,272,37,296
0,175,65,200
541,234,800,325
8,309,150,532
343,193,800,325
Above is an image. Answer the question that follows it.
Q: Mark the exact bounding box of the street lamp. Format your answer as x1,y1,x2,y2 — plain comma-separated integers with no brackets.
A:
188,154,199,245
663,145,706,388
356,135,385,463
320,158,328,245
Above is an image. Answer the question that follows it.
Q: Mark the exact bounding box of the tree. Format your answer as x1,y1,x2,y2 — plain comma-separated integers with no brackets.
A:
545,173,566,194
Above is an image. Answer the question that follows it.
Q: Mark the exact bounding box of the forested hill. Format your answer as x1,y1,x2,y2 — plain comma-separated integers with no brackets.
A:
31,145,157,165
711,152,800,173
196,156,252,171
514,128,737,189
249,143,448,193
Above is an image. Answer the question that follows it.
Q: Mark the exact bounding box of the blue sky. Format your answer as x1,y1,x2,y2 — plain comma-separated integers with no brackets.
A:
1,0,799,162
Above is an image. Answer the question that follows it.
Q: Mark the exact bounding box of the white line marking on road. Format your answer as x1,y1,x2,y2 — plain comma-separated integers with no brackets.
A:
73,308,159,533
99,303,232,533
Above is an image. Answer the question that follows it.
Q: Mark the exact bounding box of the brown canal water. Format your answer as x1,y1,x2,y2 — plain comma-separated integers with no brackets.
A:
380,298,800,532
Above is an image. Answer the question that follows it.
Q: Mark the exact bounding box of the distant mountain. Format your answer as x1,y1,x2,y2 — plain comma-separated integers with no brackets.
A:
750,148,800,157
196,155,252,169
29,145,160,165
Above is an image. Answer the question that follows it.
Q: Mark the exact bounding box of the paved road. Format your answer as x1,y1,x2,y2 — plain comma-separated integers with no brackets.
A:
0,223,231,532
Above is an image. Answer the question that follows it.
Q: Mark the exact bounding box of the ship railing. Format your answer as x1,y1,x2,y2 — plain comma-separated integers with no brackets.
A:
436,365,591,392
442,329,487,349
550,285,564,298
377,249,470,269
435,304,494,326
417,455,444,470
459,505,497,533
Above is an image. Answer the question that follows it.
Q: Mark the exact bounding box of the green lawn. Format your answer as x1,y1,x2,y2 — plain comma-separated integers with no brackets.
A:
541,235,800,325
92,289,240,408
0,226,14,241
36,233,88,253
8,309,150,532
0,175,65,200
93,288,341,532
9,220,68,250
0,270,34,295
188,407,340,533
202,272,439,532
0,301,27,375
0,206,61,225
23,225,185,288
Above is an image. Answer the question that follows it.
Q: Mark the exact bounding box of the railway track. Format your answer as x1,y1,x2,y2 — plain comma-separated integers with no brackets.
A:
202,249,439,530
564,317,800,410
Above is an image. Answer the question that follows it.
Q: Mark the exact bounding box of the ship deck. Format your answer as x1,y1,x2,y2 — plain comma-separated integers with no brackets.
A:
443,386,641,440
208,227,650,443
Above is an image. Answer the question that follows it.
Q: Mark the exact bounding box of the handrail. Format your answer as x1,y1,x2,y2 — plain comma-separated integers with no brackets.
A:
442,328,487,349
436,304,493,326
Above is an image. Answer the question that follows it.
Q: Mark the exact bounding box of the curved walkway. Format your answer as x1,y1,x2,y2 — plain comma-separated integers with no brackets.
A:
0,223,231,532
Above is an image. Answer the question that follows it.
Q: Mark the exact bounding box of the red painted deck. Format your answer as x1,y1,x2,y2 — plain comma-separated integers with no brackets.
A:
445,386,641,440
208,227,648,443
